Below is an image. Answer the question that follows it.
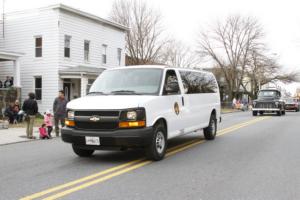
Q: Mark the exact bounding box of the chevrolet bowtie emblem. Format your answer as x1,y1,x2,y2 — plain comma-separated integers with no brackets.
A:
90,116,100,122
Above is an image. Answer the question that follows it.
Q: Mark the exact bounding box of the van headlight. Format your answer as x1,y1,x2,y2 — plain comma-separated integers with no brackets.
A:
67,110,75,120
119,108,146,128
127,111,137,120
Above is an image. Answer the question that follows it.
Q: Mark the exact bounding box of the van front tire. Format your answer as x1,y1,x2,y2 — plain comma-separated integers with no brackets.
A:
203,114,217,140
146,122,167,161
72,145,94,157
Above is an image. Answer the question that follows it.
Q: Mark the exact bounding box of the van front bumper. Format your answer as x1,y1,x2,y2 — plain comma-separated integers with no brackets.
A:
61,127,154,149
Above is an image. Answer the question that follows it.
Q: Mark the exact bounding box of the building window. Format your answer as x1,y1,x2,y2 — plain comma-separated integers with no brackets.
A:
64,35,71,58
102,44,107,64
86,79,95,94
35,77,42,100
84,40,90,62
117,48,122,66
35,37,42,57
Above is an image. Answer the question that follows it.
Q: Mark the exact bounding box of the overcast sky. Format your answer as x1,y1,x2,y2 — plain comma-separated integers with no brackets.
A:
2,0,300,93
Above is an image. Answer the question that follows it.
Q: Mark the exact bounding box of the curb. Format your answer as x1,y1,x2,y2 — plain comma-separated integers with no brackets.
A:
0,137,60,146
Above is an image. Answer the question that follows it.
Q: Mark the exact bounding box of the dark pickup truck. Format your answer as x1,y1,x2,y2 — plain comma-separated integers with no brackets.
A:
252,89,285,116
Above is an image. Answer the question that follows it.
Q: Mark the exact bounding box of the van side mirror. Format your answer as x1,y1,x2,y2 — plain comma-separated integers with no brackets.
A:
165,81,180,94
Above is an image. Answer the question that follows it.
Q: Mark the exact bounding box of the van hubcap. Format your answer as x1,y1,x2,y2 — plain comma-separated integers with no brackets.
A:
156,131,165,154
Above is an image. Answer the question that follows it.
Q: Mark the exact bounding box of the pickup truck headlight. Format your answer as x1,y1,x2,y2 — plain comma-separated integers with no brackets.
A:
67,110,75,119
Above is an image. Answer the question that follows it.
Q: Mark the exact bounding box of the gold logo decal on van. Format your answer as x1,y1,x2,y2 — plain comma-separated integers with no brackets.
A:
174,102,180,115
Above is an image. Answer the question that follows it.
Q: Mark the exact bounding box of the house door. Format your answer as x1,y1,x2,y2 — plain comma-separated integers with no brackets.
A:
63,82,71,101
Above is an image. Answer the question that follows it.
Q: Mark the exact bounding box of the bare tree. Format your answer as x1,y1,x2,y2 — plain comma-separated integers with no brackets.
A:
197,15,264,100
159,40,200,68
243,51,299,98
110,0,167,65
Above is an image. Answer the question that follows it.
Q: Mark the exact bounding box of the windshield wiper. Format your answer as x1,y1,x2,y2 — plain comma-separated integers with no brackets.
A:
110,90,141,95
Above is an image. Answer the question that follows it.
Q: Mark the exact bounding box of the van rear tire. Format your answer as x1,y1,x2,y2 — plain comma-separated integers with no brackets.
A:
72,145,94,157
203,114,217,140
146,122,167,161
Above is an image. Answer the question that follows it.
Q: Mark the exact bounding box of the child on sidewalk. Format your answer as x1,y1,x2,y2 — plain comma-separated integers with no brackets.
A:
44,110,53,138
39,124,50,139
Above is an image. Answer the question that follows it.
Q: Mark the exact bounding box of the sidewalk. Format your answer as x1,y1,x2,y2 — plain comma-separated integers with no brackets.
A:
0,127,57,145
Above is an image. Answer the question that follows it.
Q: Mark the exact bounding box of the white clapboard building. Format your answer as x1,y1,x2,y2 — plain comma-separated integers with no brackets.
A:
0,4,127,112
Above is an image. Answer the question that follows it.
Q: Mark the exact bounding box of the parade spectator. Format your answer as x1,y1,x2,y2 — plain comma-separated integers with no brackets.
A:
232,98,237,109
22,93,38,139
53,90,68,137
4,76,13,88
44,110,53,138
0,80,3,88
4,103,17,124
39,124,50,139
14,100,23,122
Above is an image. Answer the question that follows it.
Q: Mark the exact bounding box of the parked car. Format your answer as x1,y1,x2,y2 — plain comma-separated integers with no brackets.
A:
61,66,221,161
284,98,300,112
252,88,285,116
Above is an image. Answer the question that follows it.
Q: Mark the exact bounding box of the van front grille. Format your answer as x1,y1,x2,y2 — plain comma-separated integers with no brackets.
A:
74,110,120,131
75,111,120,117
75,121,118,131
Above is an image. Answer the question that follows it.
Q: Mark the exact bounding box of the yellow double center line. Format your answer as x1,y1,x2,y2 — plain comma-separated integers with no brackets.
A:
21,116,269,200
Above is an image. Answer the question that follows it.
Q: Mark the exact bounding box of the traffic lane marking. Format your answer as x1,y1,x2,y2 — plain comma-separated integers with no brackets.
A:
21,116,270,200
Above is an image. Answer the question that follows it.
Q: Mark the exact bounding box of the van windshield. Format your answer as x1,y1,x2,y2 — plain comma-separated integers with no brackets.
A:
89,68,163,95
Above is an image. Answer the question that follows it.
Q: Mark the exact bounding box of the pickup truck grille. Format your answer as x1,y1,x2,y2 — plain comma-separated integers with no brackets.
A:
74,110,120,131
255,102,276,109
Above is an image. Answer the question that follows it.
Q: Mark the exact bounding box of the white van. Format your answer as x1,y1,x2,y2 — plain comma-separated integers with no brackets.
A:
62,66,221,161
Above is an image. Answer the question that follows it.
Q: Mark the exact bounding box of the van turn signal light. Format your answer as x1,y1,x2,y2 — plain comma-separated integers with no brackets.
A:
65,120,75,127
119,121,146,128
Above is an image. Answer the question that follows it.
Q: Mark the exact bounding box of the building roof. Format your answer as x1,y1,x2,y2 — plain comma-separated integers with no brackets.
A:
59,66,105,76
5,4,129,32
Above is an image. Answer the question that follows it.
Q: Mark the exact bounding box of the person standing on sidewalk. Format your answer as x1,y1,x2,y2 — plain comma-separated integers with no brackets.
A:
22,93,38,139
53,90,68,137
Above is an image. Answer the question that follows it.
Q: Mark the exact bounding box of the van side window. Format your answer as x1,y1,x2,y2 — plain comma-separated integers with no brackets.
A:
179,71,218,94
163,70,180,95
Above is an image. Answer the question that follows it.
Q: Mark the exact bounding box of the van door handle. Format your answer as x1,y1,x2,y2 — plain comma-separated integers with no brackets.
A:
181,96,185,106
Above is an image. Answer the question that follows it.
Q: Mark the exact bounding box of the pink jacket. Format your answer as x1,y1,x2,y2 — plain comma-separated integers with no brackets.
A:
44,114,53,127
39,127,48,137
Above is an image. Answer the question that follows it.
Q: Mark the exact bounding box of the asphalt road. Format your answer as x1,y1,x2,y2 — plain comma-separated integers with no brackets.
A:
1,111,300,200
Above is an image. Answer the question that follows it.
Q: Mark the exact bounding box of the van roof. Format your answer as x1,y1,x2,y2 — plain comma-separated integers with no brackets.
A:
108,65,213,74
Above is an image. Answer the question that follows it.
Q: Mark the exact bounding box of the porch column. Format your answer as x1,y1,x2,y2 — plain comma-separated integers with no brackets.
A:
80,75,88,97
13,59,21,87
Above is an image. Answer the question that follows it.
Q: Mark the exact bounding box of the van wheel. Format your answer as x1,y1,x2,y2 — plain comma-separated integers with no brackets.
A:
203,114,217,140
282,110,286,115
277,111,282,116
252,111,258,116
259,111,264,115
72,145,94,157
146,122,167,161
